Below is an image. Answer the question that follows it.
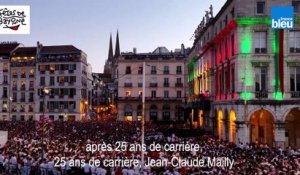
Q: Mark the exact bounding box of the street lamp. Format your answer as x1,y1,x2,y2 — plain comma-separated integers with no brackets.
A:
9,96,12,121
85,100,89,120
41,87,50,160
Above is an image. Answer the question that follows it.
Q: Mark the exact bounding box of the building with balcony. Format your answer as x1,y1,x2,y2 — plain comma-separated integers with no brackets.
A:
0,42,20,120
187,0,300,148
10,47,36,121
35,43,89,121
117,45,188,122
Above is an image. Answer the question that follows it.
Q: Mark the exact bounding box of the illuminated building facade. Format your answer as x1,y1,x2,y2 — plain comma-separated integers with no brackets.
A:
0,42,20,121
10,47,37,121
188,0,300,148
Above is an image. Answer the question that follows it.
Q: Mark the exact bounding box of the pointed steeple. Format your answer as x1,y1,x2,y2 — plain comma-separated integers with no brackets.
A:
108,33,113,60
114,30,120,58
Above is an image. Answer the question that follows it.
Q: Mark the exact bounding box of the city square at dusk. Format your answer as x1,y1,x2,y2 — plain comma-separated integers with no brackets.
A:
0,0,299,174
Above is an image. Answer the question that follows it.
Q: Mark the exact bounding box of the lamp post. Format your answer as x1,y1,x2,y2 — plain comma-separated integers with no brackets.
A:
141,62,146,171
41,87,50,160
84,100,89,120
9,96,12,121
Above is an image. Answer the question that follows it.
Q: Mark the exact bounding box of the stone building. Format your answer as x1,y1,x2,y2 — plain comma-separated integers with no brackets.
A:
187,0,300,148
117,46,188,122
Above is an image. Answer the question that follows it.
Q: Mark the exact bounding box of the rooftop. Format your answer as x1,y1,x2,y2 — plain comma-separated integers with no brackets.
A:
40,45,81,54
0,43,20,55
13,47,37,55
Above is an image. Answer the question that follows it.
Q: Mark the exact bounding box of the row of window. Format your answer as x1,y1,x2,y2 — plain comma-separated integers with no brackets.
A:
216,66,300,99
256,1,300,15
124,104,184,121
124,77,182,85
12,81,35,90
40,101,76,112
40,76,76,86
37,88,76,97
38,64,77,72
11,92,34,102
125,65,183,75
252,31,300,53
125,90,182,98
12,68,35,76
1,103,34,112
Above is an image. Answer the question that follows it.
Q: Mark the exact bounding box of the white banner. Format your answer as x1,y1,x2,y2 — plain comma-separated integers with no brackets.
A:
0,131,8,148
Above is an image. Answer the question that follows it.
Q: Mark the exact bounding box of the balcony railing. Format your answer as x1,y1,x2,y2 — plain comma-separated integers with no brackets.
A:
21,74,26,78
3,69,8,73
21,86,26,91
29,74,34,78
151,70,157,74
138,83,143,87
2,81,8,84
163,70,169,74
163,83,169,87
12,87,17,91
255,91,268,99
20,99,26,102
150,83,157,87
291,91,300,98
176,71,182,74
124,83,132,87
12,75,18,78
175,83,183,87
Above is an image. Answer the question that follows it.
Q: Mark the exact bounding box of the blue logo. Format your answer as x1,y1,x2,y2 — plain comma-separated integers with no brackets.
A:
271,6,294,29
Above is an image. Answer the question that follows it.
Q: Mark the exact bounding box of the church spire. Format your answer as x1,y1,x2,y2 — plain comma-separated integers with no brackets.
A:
108,33,113,60
114,30,120,58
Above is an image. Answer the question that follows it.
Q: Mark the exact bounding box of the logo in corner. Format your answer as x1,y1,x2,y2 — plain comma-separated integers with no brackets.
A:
0,6,30,34
271,6,294,29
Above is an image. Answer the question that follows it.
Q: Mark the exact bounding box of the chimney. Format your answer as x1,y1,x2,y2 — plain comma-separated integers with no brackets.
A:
133,48,137,54
181,43,185,54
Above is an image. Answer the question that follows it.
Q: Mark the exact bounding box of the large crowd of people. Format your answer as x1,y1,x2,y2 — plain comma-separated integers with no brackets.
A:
0,120,298,175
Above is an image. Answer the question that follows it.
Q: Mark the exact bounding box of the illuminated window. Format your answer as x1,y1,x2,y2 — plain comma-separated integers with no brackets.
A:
2,101,7,110
39,65,46,72
12,69,18,76
21,69,26,77
50,64,55,72
125,91,131,97
59,76,65,83
138,91,143,97
29,69,34,76
21,81,26,90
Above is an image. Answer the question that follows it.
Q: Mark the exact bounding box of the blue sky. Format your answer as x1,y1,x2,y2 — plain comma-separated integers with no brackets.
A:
1,0,226,73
